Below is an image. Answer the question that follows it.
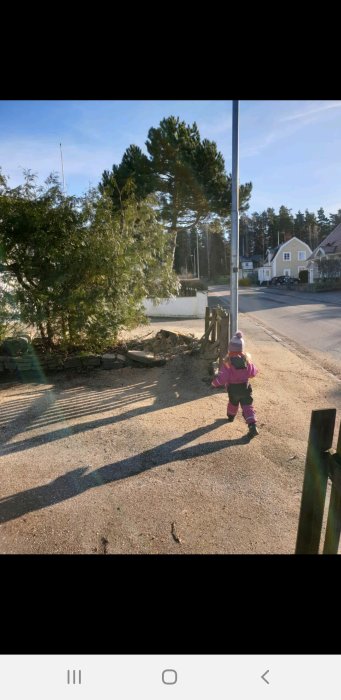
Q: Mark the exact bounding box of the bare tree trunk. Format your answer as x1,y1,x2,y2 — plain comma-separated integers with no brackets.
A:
38,322,46,341
46,320,54,348
61,315,67,343
170,228,178,268
67,314,75,346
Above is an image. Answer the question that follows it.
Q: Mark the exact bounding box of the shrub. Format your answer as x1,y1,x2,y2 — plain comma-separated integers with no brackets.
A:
299,270,309,283
178,279,208,296
211,275,230,285
239,277,252,287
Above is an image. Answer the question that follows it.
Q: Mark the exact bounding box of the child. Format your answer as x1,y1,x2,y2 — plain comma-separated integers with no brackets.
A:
211,330,259,438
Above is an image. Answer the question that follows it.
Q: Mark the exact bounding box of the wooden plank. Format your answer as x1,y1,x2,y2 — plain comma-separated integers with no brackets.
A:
323,483,341,554
295,409,336,554
219,315,230,366
211,309,217,343
323,423,341,553
205,307,211,336
217,318,221,346
202,318,216,342
337,419,341,459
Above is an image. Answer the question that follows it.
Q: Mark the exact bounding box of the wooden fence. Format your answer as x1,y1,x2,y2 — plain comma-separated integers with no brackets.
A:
295,409,341,554
204,307,230,366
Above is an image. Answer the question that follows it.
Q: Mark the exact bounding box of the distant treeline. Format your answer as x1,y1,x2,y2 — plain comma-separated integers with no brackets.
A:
239,205,341,258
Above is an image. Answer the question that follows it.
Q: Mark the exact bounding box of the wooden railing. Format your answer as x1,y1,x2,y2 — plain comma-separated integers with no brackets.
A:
295,409,341,554
204,307,230,366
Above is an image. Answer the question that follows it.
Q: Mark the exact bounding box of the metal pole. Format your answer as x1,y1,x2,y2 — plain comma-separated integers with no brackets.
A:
206,224,210,280
196,229,200,279
230,100,239,336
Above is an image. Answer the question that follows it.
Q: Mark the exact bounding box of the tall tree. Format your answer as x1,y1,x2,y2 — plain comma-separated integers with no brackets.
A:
278,205,294,240
265,208,278,248
316,207,331,242
146,117,251,271
294,210,305,241
99,145,156,211
304,210,319,249
100,116,252,274
205,219,227,279
0,170,177,349
328,209,341,229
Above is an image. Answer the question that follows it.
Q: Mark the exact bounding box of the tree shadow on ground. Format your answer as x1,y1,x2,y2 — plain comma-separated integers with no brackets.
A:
0,356,223,457
0,419,250,524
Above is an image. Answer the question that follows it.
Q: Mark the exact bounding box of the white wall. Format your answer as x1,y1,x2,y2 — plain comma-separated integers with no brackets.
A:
257,266,272,282
143,292,207,318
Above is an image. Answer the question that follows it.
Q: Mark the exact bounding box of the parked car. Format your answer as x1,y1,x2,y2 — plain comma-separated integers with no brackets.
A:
270,276,301,286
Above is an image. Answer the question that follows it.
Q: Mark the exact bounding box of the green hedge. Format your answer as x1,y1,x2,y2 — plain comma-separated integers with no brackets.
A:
178,279,208,296
239,277,253,287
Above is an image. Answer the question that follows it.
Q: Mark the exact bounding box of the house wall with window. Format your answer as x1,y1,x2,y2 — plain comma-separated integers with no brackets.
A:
272,237,312,277
306,223,341,282
257,237,312,282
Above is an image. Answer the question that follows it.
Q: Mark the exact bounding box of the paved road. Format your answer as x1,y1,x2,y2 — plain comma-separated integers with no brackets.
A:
208,285,341,371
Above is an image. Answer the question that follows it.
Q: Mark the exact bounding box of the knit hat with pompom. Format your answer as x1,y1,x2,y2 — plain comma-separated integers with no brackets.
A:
228,330,245,353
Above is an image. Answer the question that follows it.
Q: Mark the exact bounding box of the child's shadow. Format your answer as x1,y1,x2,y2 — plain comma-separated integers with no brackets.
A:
213,418,251,444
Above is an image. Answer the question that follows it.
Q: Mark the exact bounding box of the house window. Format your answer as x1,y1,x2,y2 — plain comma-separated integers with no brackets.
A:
283,269,291,276
283,252,291,261
298,251,306,261
265,269,270,277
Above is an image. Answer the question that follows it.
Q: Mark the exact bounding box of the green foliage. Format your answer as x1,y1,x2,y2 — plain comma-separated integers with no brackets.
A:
308,279,341,292
99,145,156,211
178,279,208,296
240,205,341,259
210,274,230,284
317,257,341,279
146,116,251,271
0,171,177,351
100,116,252,274
239,277,253,286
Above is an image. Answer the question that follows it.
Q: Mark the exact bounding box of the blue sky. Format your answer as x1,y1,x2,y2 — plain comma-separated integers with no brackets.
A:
1,100,341,217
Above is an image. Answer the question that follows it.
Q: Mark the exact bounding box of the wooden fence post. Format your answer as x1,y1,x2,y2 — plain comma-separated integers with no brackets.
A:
204,307,230,366
323,422,341,554
211,309,217,343
219,315,230,367
205,307,210,337
295,409,336,554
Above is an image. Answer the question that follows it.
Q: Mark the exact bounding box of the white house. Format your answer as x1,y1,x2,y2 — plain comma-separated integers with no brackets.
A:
239,259,253,279
257,237,312,283
306,223,341,283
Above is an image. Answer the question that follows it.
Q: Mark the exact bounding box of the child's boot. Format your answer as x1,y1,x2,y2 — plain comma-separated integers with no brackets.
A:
248,422,259,438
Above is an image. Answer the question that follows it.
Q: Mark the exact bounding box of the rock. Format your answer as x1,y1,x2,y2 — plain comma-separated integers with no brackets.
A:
102,353,126,369
127,350,166,366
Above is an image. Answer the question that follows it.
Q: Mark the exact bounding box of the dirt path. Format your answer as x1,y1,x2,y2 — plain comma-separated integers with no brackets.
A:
0,313,340,553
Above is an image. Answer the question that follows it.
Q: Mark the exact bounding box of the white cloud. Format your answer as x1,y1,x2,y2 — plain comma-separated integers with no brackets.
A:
240,130,282,157
239,101,341,159
280,101,341,123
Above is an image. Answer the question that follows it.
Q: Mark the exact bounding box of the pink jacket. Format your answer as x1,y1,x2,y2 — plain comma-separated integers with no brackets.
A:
211,361,258,387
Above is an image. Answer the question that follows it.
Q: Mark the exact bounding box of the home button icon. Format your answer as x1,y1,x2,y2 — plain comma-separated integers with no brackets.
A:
162,669,177,685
